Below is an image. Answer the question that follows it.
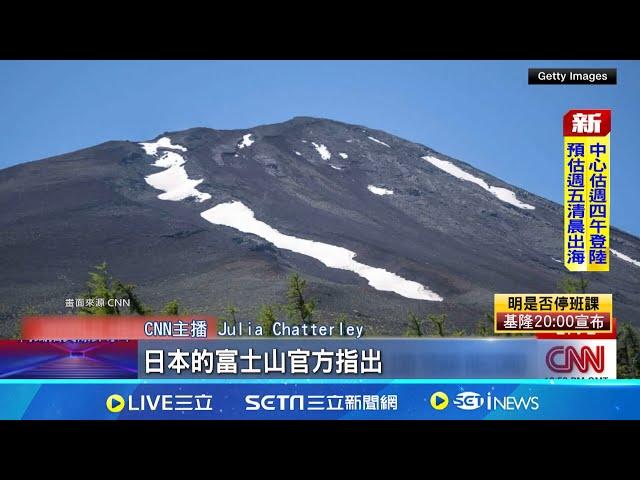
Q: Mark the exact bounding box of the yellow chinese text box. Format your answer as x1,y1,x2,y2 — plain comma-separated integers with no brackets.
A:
564,135,610,271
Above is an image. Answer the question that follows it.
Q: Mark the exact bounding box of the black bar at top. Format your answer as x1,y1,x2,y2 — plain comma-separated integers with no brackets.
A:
528,68,617,85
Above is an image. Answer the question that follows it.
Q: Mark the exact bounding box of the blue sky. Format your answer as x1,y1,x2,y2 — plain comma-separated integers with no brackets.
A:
0,60,637,236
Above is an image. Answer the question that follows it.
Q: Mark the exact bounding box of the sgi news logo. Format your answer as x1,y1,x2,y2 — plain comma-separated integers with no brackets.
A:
453,391,485,410
453,391,540,412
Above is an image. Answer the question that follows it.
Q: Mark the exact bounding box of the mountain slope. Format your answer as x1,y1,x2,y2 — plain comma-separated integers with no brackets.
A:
0,117,638,335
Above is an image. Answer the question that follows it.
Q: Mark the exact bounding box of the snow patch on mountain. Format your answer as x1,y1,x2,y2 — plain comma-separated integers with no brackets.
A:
312,142,331,160
611,249,640,267
423,156,535,210
152,151,185,168
295,151,302,156
140,137,187,156
488,187,535,210
338,152,349,159
146,168,211,203
238,134,255,149
140,141,211,203
331,165,343,170
368,185,394,196
368,136,390,148
200,201,443,301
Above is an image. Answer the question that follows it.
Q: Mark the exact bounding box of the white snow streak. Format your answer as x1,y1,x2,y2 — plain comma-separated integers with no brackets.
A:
140,138,211,203
140,137,187,156
295,151,302,156
201,201,442,301
238,134,255,149
551,257,562,263
368,136,390,148
368,185,394,195
338,152,349,159
611,249,640,268
152,151,184,168
331,165,343,170
312,142,331,160
423,156,535,210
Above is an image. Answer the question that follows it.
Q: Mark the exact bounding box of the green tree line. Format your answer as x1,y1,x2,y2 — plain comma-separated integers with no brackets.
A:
77,262,182,315
403,273,640,378
39,263,640,378
75,264,321,337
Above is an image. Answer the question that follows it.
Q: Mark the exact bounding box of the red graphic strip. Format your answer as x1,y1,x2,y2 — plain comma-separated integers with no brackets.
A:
496,311,611,332
563,109,611,136
21,315,218,340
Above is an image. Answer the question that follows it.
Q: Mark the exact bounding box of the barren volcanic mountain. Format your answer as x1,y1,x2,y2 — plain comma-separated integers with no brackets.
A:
1,117,639,335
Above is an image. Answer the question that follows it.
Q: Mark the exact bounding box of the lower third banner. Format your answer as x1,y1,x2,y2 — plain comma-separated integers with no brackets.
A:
0,379,638,420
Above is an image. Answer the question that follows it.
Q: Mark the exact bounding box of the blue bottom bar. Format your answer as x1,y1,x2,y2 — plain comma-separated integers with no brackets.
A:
0,380,637,420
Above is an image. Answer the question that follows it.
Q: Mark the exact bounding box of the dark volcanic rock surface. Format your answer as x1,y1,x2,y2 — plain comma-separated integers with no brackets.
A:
0,117,638,336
